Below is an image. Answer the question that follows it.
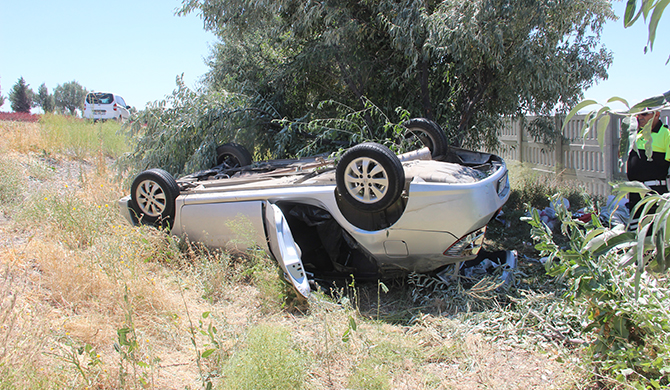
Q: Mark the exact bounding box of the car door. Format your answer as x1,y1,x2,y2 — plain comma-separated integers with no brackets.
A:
115,95,130,120
264,202,311,298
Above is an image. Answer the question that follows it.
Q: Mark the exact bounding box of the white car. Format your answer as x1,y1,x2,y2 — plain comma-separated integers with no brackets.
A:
118,119,510,297
83,92,130,121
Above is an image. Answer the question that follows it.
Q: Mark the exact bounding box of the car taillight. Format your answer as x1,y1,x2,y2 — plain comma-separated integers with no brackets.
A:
497,170,508,197
113,103,118,111
443,227,486,257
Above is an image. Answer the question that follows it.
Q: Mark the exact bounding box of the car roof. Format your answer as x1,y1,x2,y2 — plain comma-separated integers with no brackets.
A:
88,91,120,96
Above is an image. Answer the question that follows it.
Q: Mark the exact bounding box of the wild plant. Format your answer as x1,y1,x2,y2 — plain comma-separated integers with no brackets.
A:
0,158,25,211
221,324,306,389
525,191,670,387
38,113,129,159
49,340,102,387
114,286,157,388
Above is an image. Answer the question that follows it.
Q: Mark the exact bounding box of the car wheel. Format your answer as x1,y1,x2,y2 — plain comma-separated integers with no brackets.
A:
401,118,449,159
336,142,405,212
216,143,253,168
130,168,180,228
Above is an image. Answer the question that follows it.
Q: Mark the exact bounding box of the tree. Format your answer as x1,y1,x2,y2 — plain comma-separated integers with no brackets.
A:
180,0,614,149
0,80,5,109
121,75,264,176
36,83,55,113
9,77,33,113
54,81,87,116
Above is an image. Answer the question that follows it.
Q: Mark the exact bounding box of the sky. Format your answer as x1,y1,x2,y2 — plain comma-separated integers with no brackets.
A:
0,0,214,111
0,0,668,113
583,1,670,111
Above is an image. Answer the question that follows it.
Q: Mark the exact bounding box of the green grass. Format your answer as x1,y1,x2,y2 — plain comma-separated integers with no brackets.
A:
0,159,25,212
16,186,118,249
38,114,129,159
347,339,421,390
221,324,306,389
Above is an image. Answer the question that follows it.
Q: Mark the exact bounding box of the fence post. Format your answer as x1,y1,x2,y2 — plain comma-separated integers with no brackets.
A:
516,119,523,163
604,113,614,182
554,114,564,174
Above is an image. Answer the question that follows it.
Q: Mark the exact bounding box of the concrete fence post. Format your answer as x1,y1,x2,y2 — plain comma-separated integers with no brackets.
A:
554,114,564,174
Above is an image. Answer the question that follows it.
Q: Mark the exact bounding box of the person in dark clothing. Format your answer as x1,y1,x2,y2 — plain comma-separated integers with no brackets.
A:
626,109,670,229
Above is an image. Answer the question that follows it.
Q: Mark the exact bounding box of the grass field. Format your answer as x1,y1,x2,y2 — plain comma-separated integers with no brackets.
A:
0,115,616,389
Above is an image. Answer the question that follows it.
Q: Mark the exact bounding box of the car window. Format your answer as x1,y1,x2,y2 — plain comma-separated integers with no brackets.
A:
116,96,126,107
86,93,114,105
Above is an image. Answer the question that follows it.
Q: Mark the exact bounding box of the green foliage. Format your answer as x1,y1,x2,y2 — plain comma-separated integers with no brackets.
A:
197,311,224,388
347,340,422,390
525,192,670,386
50,340,103,387
9,77,33,113
120,76,272,177
180,0,614,149
562,1,669,165
624,0,669,58
114,287,158,388
221,324,306,390
36,83,55,113
273,100,412,158
54,80,87,116
0,80,6,108
562,91,670,168
17,185,118,249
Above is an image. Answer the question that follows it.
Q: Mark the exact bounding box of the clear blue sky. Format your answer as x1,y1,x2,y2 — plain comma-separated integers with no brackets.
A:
0,0,667,113
583,1,670,111
0,0,214,111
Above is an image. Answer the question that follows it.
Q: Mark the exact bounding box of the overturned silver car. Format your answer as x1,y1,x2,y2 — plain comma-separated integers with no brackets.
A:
119,119,510,297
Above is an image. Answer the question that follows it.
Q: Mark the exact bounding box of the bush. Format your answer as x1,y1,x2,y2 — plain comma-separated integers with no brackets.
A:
525,193,670,387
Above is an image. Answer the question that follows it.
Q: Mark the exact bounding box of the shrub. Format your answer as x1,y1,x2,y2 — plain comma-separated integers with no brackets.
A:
525,193,670,387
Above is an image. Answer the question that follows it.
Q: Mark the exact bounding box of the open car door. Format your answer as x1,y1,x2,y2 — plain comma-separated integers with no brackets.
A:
264,202,311,298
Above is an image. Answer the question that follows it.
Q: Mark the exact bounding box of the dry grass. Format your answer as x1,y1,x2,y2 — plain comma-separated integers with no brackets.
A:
0,117,594,389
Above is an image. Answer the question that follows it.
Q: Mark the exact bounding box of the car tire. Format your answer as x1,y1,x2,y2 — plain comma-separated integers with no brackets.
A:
216,143,253,168
130,168,180,228
336,142,405,212
402,118,449,159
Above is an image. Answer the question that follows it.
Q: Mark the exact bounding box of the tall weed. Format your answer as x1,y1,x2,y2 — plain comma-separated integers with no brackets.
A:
0,158,25,211
17,187,117,249
221,324,306,389
38,114,129,159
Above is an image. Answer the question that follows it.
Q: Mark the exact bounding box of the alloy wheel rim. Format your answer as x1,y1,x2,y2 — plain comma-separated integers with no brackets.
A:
344,157,388,203
136,179,166,217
